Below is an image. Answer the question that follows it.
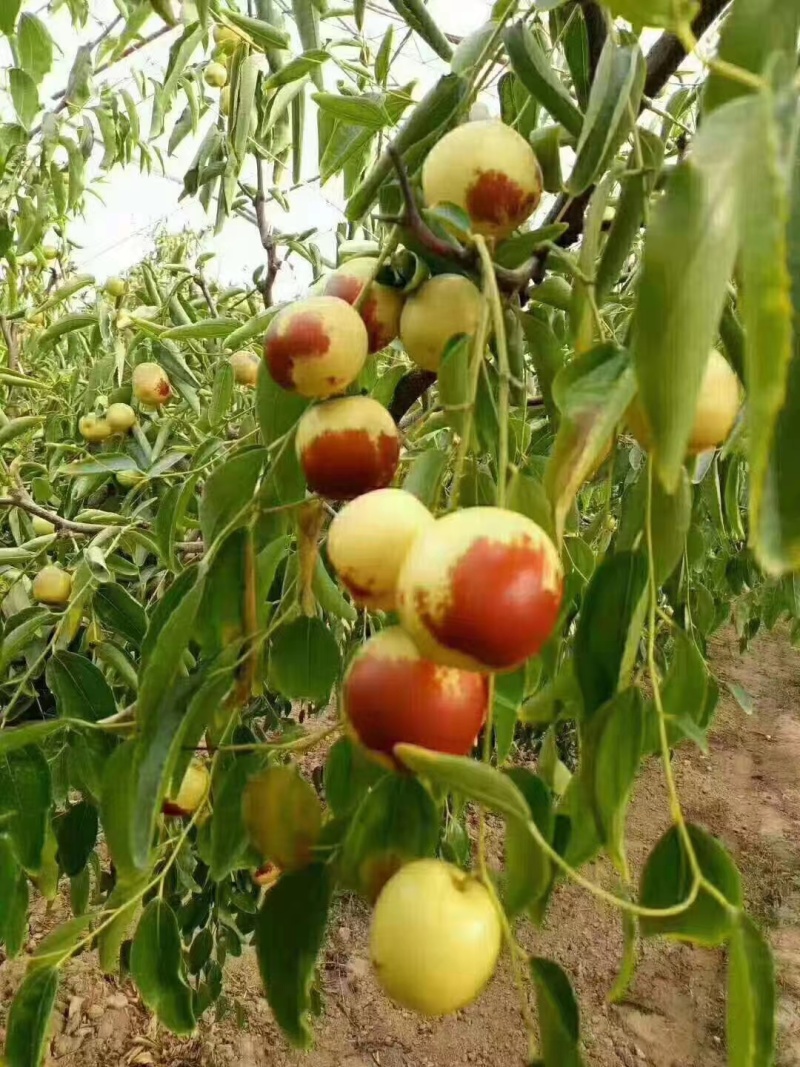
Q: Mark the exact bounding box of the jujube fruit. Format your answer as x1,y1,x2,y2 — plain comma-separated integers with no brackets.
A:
204,61,228,88
242,766,322,871
132,362,172,406
397,507,563,672
78,415,112,443
32,565,72,606
263,295,368,399
322,257,404,354
343,627,488,763
422,120,543,241
105,277,126,298
163,761,209,817
627,349,741,455
327,488,434,612
295,396,400,500
106,402,136,433
213,24,240,49
370,859,502,1016
229,349,259,387
400,274,483,373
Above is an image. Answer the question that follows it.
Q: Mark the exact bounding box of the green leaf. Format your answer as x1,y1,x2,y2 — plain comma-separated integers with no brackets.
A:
545,343,636,540
222,9,289,50
55,801,98,878
208,362,234,430
530,957,585,1067
340,775,438,901
137,570,206,731
98,873,148,974
396,744,530,821
0,721,64,757
131,900,196,1036
639,824,741,945
269,617,340,705
603,0,698,28
494,224,569,269
312,93,389,129
17,14,53,83
323,738,385,818
60,453,139,477
660,628,710,750
100,741,139,879
9,68,39,129
30,913,93,970
494,667,525,765
727,914,776,1067
4,966,59,1067
0,746,51,874
46,651,115,721
0,833,24,951
209,755,263,881
346,74,467,221
596,132,664,307
93,583,147,648
740,92,796,574
616,465,692,584
384,0,453,61
583,689,644,871
504,22,583,138
254,864,331,1048
161,318,238,341
574,552,649,718
0,0,21,35
704,0,800,114
629,95,761,492
200,447,266,547
503,768,553,916
568,35,645,196
70,867,90,916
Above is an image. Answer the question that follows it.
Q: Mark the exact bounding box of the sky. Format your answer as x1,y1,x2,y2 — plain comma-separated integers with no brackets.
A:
1,0,498,300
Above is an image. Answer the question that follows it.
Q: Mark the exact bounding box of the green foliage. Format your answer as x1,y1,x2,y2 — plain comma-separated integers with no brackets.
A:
0,0,796,1062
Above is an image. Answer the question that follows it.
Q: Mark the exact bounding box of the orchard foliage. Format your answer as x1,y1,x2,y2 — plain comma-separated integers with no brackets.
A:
1,0,799,1065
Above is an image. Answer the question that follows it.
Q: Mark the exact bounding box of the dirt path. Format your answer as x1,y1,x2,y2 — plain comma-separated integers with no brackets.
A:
2,628,799,1067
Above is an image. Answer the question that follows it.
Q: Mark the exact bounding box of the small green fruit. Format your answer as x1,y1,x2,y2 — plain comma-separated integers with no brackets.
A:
204,61,228,89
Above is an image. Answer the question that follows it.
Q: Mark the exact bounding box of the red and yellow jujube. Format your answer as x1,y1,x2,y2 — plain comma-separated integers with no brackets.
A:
327,488,434,613
296,395,400,500
397,507,563,672
263,295,368,399
343,627,488,764
322,257,404,354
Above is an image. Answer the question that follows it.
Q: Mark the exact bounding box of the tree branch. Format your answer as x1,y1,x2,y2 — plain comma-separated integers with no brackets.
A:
255,158,281,310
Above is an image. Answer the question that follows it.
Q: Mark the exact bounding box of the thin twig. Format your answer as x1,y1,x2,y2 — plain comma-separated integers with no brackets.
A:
255,157,281,309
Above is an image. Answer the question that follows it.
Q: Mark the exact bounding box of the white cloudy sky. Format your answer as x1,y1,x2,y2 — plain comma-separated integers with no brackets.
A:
1,0,499,299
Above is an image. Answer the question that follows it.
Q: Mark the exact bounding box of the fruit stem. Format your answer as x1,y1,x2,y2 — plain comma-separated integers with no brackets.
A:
474,236,511,507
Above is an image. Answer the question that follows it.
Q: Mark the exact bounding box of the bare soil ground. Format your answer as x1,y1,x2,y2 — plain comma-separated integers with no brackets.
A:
2,627,799,1067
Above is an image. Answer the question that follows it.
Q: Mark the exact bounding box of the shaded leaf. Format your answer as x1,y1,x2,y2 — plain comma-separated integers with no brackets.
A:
4,966,58,1067
727,914,776,1067
639,824,741,945
254,864,331,1047
131,900,195,1035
